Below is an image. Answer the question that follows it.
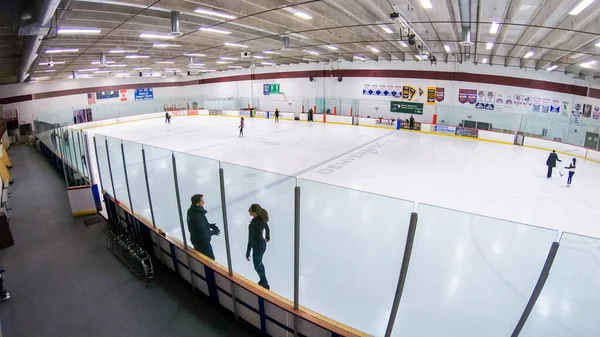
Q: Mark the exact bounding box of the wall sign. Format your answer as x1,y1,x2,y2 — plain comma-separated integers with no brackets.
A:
134,88,154,101
264,83,280,95
390,101,423,115
96,91,119,100
433,125,456,134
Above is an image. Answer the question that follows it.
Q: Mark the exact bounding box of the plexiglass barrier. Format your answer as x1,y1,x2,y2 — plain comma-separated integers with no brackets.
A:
88,130,599,337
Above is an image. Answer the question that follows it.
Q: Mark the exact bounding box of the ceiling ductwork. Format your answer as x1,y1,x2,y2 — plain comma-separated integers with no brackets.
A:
170,11,182,36
458,0,472,62
17,0,61,83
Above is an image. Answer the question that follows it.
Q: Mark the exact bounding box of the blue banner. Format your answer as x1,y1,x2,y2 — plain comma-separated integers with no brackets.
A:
134,88,154,101
96,91,119,100
263,84,270,96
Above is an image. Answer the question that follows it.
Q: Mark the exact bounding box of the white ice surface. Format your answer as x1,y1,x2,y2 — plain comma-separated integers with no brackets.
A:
84,115,600,336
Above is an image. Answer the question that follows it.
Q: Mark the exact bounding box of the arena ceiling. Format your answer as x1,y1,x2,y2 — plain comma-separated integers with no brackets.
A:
0,0,599,84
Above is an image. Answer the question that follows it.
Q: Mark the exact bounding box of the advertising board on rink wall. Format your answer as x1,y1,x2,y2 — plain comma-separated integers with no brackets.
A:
455,126,479,138
433,125,456,134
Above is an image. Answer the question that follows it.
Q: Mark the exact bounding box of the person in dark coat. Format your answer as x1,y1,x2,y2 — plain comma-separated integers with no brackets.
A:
546,150,561,178
409,115,415,130
274,109,280,123
187,194,220,260
246,204,270,290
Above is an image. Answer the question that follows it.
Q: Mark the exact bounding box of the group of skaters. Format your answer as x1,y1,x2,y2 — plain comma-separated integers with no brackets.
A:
186,194,270,290
546,150,577,187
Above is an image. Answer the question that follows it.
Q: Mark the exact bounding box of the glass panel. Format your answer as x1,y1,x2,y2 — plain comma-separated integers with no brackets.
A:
174,152,225,265
143,145,182,241
520,233,600,337
106,136,128,207
393,204,558,337
298,179,415,336
222,162,295,301
94,134,113,197
122,140,150,221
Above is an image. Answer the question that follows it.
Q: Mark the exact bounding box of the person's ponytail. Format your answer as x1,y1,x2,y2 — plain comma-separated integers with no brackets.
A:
261,209,269,222
249,203,269,222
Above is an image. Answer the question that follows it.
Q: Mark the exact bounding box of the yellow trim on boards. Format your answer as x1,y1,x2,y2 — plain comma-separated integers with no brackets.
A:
72,209,97,216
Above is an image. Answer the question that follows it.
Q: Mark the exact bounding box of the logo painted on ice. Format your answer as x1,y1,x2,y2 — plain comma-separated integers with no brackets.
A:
317,143,384,174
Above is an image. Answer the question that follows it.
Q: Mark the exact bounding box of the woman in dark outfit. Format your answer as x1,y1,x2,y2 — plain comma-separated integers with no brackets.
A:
246,204,270,290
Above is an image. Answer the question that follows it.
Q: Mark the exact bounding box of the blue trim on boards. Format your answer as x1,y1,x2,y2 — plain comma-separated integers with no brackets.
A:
169,242,179,274
259,298,267,335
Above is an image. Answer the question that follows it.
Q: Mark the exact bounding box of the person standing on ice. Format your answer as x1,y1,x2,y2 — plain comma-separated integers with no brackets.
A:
239,117,245,137
565,158,576,187
409,115,415,130
246,204,270,290
187,194,220,260
165,112,171,124
546,150,561,178
274,109,280,123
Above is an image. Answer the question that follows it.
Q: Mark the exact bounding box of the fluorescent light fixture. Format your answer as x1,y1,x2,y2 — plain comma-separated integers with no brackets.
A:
91,61,114,65
93,70,111,74
57,28,101,34
107,64,127,67
139,33,174,39
109,49,137,53
596,42,600,47
253,55,267,59
444,45,451,53
547,65,558,71
220,57,237,60
31,76,51,81
419,0,433,9
326,45,338,50
183,53,206,57
302,58,317,62
486,42,494,49
524,51,534,58
490,22,499,34
125,55,150,59
381,26,393,34
153,43,181,48
261,62,275,66
224,42,248,48
45,49,79,54
569,0,595,15
188,64,206,67
354,55,366,61
216,61,231,64
199,27,232,34
194,8,236,19
73,74,92,78
289,33,310,39
38,61,65,66
415,55,424,61
228,65,243,69
77,68,99,72
293,11,312,19
367,45,380,53
263,50,275,54
581,60,598,67
156,61,175,64
34,69,56,73
115,72,130,77
399,41,408,47
134,67,152,70
482,58,488,64
304,50,320,55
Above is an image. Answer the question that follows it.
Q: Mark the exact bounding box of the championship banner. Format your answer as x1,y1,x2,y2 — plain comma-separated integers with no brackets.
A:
550,100,560,113
541,98,551,113
523,96,532,107
485,91,495,110
409,87,417,100
427,87,436,104
436,87,445,102
505,95,513,108
514,94,522,105
476,90,485,109
583,104,592,118
593,106,600,120
458,89,468,104
532,97,541,112
496,94,504,108
403,86,410,99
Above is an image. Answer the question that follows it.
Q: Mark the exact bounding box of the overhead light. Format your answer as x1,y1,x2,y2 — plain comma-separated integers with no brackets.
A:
419,0,433,9
34,69,56,73
415,55,424,61
57,28,101,34
216,61,231,64
194,8,236,19
77,68,99,72
183,53,206,57
125,55,150,59
153,43,181,48
354,55,366,61
293,11,312,20
490,22,499,34
38,61,65,66
107,64,127,67
399,41,408,47
569,0,595,15
302,57,317,62
72,74,92,79
228,65,243,69
93,70,111,74
482,58,488,64
524,51,535,58
444,45,451,53
304,50,320,55
115,72,130,77
261,62,275,66
253,55,267,59
109,49,137,53
381,26,393,34
91,61,114,65
581,60,598,67
134,67,152,70
188,63,206,67
596,42,600,47
289,33,310,39
139,33,174,39
486,42,494,49
263,50,275,54
30,76,51,81
220,57,237,60
224,42,248,48
326,45,338,50
367,45,380,53
156,61,175,64
199,27,232,34
45,49,79,54
547,65,558,71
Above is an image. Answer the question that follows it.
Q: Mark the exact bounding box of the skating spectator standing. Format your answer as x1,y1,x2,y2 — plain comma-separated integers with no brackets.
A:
274,109,280,123
187,194,220,260
246,204,270,290
165,112,171,124
565,158,576,187
239,117,245,137
546,150,561,178
409,115,415,130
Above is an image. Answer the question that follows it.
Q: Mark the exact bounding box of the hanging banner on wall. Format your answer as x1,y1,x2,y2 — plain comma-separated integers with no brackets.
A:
403,86,410,99
583,104,592,118
593,106,600,120
485,91,495,110
495,94,504,108
514,94,522,106
87,93,96,105
541,98,551,113
561,101,569,116
134,88,154,101
467,90,477,105
523,96,532,107
476,90,485,109
572,103,582,124
550,100,560,113
505,95,513,108
390,101,424,114
436,87,445,102
427,87,436,104
120,90,127,102
96,91,119,100
532,97,542,112
458,89,468,104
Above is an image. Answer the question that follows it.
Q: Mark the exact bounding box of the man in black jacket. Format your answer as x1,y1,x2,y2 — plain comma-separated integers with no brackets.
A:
546,150,561,178
187,194,220,260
